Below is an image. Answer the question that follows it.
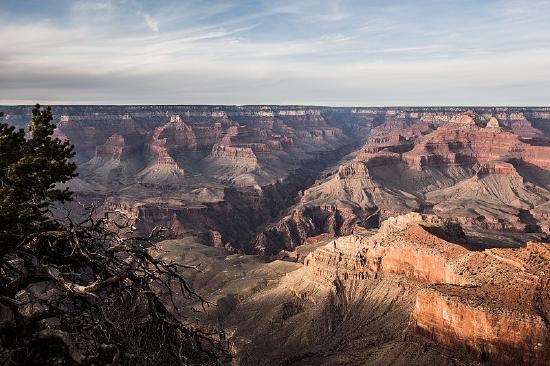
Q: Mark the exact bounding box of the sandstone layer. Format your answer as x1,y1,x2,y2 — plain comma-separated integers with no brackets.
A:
302,213,549,365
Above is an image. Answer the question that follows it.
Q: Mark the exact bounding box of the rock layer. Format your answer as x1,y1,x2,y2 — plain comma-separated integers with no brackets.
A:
253,107,550,253
3,106,550,254
302,214,549,365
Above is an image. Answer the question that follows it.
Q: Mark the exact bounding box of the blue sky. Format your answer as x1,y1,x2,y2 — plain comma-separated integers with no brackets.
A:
0,0,549,105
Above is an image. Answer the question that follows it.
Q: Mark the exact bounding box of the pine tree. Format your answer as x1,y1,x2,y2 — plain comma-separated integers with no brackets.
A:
0,105,76,252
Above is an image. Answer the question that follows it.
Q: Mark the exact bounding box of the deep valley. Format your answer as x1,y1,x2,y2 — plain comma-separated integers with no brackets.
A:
3,105,550,365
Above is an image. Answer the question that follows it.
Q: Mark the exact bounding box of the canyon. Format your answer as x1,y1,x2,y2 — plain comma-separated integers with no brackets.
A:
4,106,550,252
3,105,370,252
2,105,550,364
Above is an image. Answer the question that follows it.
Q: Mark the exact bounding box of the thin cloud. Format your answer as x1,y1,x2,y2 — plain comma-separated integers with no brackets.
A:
71,0,113,13
0,0,548,105
141,12,159,32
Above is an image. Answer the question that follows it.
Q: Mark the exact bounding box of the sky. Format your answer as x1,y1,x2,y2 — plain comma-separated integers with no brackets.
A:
0,0,549,106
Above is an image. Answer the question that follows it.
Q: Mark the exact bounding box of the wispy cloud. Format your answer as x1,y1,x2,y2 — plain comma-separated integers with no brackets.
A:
0,0,548,105
71,0,113,13
141,12,159,32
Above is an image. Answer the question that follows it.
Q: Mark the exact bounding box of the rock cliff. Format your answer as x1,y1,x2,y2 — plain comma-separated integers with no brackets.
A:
301,214,549,365
157,213,549,365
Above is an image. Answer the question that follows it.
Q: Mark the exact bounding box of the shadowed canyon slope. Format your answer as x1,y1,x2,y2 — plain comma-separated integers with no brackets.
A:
157,213,549,365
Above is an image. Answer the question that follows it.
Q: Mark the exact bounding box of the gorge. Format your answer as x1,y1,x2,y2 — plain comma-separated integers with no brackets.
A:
2,105,550,365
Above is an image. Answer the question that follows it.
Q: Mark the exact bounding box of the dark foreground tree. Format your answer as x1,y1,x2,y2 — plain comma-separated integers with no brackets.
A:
0,106,226,365
1,106,76,252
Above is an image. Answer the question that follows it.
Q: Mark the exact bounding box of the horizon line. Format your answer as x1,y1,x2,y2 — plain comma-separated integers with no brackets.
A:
1,104,549,109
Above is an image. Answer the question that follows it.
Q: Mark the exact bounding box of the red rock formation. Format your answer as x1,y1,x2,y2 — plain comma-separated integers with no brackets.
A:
477,161,519,177
304,214,469,284
210,143,258,167
191,123,225,149
403,124,550,170
205,230,224,247
137,123,185,185
147,136,180,167
95,134,125,160
302,214,549,365
485,116,500,128
412,284,548,365
56,113,147,161
337,161,369,179
254,205,358,255
157,115,198,151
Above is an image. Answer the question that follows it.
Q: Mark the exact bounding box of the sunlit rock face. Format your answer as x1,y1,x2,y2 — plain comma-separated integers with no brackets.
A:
301,214,549,365
402,123,550,170
162,213,548,365
410,240,549,365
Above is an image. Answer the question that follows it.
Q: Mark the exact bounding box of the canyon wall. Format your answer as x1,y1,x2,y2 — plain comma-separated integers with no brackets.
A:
3,106,550,254
253,108,550,254
302,213,550,365
163,213,549,365
5,105,548,364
